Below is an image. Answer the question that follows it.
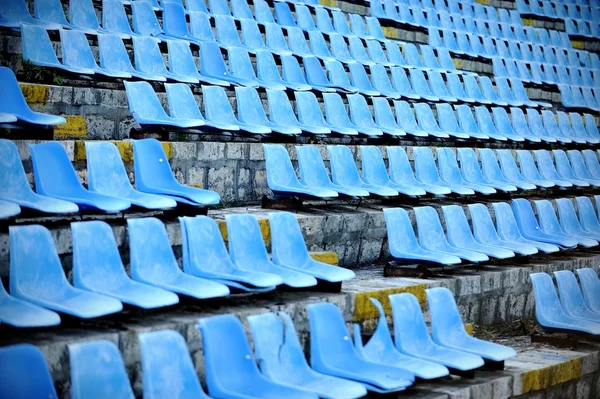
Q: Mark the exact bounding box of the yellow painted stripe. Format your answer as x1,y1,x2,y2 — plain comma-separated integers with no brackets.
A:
521,358,581,393
162,142,173,160
571,41,584,49
382,26,399,39
474,0,488,4
310,251,338,265
54,116,87,138
453,59,462,69
20,84,49,105
216,217,271,246
464,323,473,336
74,141,86,162
522,18,535,26
354,284,427,321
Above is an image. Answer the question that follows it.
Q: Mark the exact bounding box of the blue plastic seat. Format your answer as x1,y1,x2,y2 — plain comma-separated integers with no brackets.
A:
468,203,538,256
295,91,349,135
414,147,473,195
132,37,198,84
387,147,449,195
69,0,108,33
479,76,510,106
181,215,280,291
254,0,274,23
0,199,19,219
389,67,420,100
274,2,297,26
0,139,78,213
416,103,467,139
208,0,231,15
128,217,230,298
199,314,319,399
33,0,77,29
237,86,298,134
296,4,318,31
530,273,600,334
390,293,485,370
368,64,400,99
552,149,591,187
385,43,413,70
576,268,600,314
162,3,201,42
349,14,374,40
248,312,367,399
415,206,488,262
511,108,556,144
585,114,600,141
101,0,135,38
0,344,58,398
394,101,439,138
189,11,218,43
0,279,60,327
131,0,164,37
133,138,221,205
558,111,588,144
437,104,487,140
317,59,357,93
169,40,230,86
240,19,270,53
570,113,599,145
346,94,389,136
492,202,560,253
286,27,313,57
371,98,409,137
204,85,271,134
554,270,600,324
331,10,353,36
366,40,394,67
71,220,179,309
497,149,553,189
261,23,292,56
576,196,600,235
307,302,413,393
427,287,517,360
199,42,259,87
456,147,515,192
541,110,581,145
583,150,600,180
354,297,449,379
428,71,459,102
322,93,361,136
316,8,335,32
463,75,492,105
492,107,539,142
69,340,134,399
556,198,600,243
361,146,425,196
10,224,123,318
516,150,568,189
446,74,477,104
513,198,579,248
409,69,439,102
263,144,337,198
30,142,130,212
345,63,378,96
568,150,600,186
437,148,496,194
480,147,536,191
267,89,329,135
97,34,163,81
280,55,330,92
328,145,398,197
384,208,460,265
225,215,318,289
455,105,498,142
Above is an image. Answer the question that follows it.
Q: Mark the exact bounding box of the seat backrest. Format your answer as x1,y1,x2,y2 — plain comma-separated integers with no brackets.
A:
530,273,568,323
269,212,312,265
236,86,269,125
20,24,60,66
163,1,191,37
34,0,69,25
426,287,468,343
328,145,364,186
132,36,170,76
132,138,179,190
202,85,239,125
0,344,58,399
437,148,465,183
103,0,134,35
132,0,163,36
226,214,272,265
372,97,399,129
413,147,443,185
70,0,101,30
409,68,433,95
274,2,296,26
347,94,377,128
323,92,354,128
262,144,302,188
139,330,210,399
215,14,243,46
266,89,300,126
86,141,133,197
190,11,216,41
187,0,209,12
255,50,283,84
360,146,391,185
468,203,502,243
414,102,440,131
209,0,231,15
295,91,328,127
389,293,435,352
29,142,86,196
98,34,136,73
254,0,275,23
383,208,422,255
164,83,203,120
393,100,420,130
0,138,36,199
60,29,99,69
457,147,486,183
168,40,202,79
316,8,334,32
295,145,333,188
414,206,452,251
305,56,334,87
69,340,134,399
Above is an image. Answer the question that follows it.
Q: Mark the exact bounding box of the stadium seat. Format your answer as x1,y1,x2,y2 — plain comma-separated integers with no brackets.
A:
69,0,107,33
371,98,409,136
133,138,221,205
101,0,134,38
236,86,300,134
428,71,459,102
385,43,413,70
369,64,401,99
346,94,390,136
312,58,353,93
525,109,564,144
354,297,450,379
530,273,600,334
346,63,379,96
480,148,536,191
413,147,473,195
189,11,217,43
199,42,259,87
248,312,367,399
332,10,354,36
164,83,238,131
310,31,337,61
513,198,579,248
492,202,560,253
366,40,394,67
576,196,600,236
0,200,19,219
316,8,335,32
168,40,230,86
387,147,450,195
328,33,356,63
390,293,485,369
510,108,555,144
455,105,499,141
285,27,313,57
585,114,600,141
496,149,554,188
69,340,134,399
558,111,588,144
464,75,492,105
328,145,398,196
438,148,496,194
181,215,280,291
557,198,600,242
128,217,230,298
517,150,569,189
215,15,250,50
437,104,488,140
409,69,439,102
322,94,362,136
226,214,318,288
570,113,599,145
267,89,330,134
542,110,582,144
198,314,319,399
307,302,413,393
30,142,131,212
254,50,303,90
0,279,60,327
34,0,77,29
71,221,179,308
552,150,592,187
9,224,123,318
414,206,488,262
204,85,271,134
361,146,425,196
415,103,467,139
389,67,421,100
555,270,600,324
568,150,600,186
131,0,164,36
0,344,58,398
468,203,538,256
446,74,477,104
478,77,509,106
456,148,515,192
254,0,274,23
132,37,199,83
394,101,438,137
427,287,517,360
281,55,325,91
583,150,600,180
493,107,539,142
296,91,347,134
97,35,164,81
576,268,600,314
208,0,231,15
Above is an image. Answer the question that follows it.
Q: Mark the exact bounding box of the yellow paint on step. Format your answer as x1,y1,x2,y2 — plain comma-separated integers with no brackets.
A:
20,84,48,105
521,358,581,393
474,0,488,4
464,323,473,336
382,27,398,39
522,18,535,26
114,141,134,162
216,217,271,246
74,141,86,162
54,116,87,138
310,251,339,265
453,59,462,69
354,284,427,321
162,142,173,160
571,41,584,49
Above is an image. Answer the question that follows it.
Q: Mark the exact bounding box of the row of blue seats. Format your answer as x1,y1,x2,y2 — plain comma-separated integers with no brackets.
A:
264,145,600,200
559,84,600,112
0,288,516,398
1,211,354,326
492,58,600,87
531,269,600,334
517,0,600,22
565,18,600,38
386,197,600,266
0,138,219,217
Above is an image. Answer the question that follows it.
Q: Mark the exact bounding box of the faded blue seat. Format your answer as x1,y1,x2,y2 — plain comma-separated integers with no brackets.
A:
528,109,567,144
456,105,500,141
576,196,600,236
556,198,600,243
132,37,198,84
437,148,496,194
328,145,398,197
316,8,335,33
497,149,554,189
329,33,356,63
371,98,409,137
0,279,60,327
133,138,221,205
241,19,271,53
295,91,346,135
415,206,488,262
209,0,232,15
181,215,281,291
0,113,16,124
384,208,461,265
361,146,425,196
446,74,477,104
540,111,578,145
346,63,379,97
30,142,131,212
475,106,512,142
577,268,600,314
554,270,600,324
511,108,556,144
479,76,510,106
390,293,485,370
427,287,517,360
582,150,600,180
415,103,467,139
281,55,327,92
513,198,579,248
346,94,389,136
226,214,318,288
437,104,488,140
128,217,230,298
102,0,136,38
249,312,367,399
388,147,450,195
237,86,299,135
331,10,354,36
34,0,77,29
366,40,394,67
199,314,319,399
349,14,374,40
552,149,591,187
0,200,19,219
71,220,179,309
354,297,450,379
464,75,492,105
87,142,176,210
297,5,318,31
0,344,58,399
9,224,123,318
409,69,439,102
493,107,539,142
394,101,438,138
274,2,297,27
69,0,108,33
585,114,600,141
264,144,337,198
428,71,459,102
215,14,250,50
296,145,369,198
369,64,400,99
568,150,600,186
204,85,271,134
322,93,361,136
570,113,599,145
307,302,413,393
318,55,359,91
530,273,600,334
168,38,230,86
480,148,536,191
131,0,164,37
69,340,134,399
468,203,538,256
389,67,421,100
492,202,560,253
164,83,238,131
518,150,571,188
140,330,212,399
457,148,515,192
414,147,473,195
125,81,204,129
199,42,259,87
189,11,217,43
287,27,313,57
267,89,330,135
403,43,429,70
254,0,275,23
557,111,588,144
98,34,165,81
386,44,413,70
